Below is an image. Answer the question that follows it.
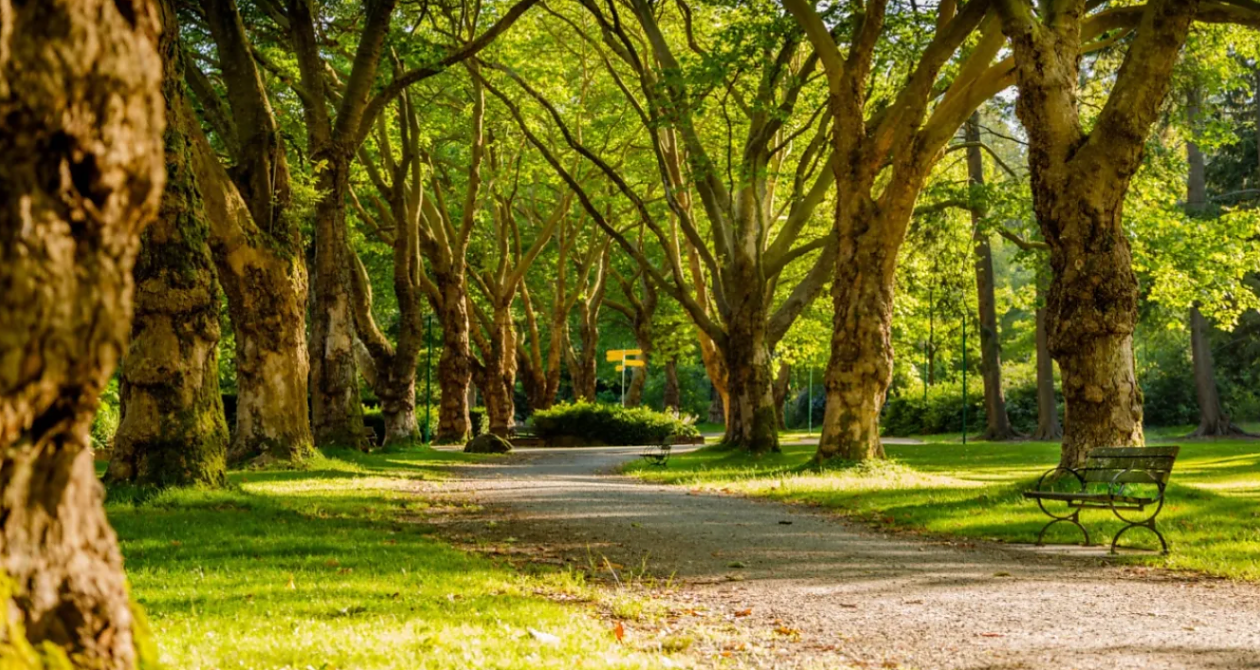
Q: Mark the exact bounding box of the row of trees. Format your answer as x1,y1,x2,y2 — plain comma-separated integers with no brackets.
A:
2,0,1259,665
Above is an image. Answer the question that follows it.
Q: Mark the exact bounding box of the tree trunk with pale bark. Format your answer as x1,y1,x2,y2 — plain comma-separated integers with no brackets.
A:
772,362,791,430
109,28,228,487
195,0,315,465
0,0,165,664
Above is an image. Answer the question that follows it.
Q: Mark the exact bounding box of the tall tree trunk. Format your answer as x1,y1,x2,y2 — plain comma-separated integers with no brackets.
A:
1032,303,1064,440
434,275,473,443
998,0,1197,467
482,306,518,436
0,0,165,664
309,152,365,448
197,0,314,465
721,261,779,454
817,241,893,462
664,358,682,414
109,33,228,488
1188,306,1245,436
1184,87,1247,437
966,114,1017,441
192,130,314,464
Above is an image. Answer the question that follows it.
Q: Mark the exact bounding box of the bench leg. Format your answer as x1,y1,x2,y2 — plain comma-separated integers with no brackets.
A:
1110,519,1168,555
1036,511,1090,548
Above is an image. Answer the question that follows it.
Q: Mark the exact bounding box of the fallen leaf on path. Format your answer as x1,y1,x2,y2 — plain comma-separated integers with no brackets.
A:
839,603,858,609
779,520,793,525
774,625,800,637
613,621,624,642
978,633,1004,638
734,608,753,617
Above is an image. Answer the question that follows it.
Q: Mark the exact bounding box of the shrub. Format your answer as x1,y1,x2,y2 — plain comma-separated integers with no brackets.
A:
528,401,700,446
881,379,985,437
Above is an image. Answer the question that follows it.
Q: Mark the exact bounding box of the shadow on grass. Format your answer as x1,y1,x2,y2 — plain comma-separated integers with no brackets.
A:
627,439,1260,579
102,448,633,669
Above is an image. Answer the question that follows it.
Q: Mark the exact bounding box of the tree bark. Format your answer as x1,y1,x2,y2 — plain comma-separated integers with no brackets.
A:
480,305,518,436
433,275,473,443
817,239,893,462
308,152,366,448
191,129,314,464
109,27,228,488
664,358,682,414
0,0,165,665
721,259,779,453
1032,303,1064,440
194,0,314,464
997,0,1198,467
966,114,1018,441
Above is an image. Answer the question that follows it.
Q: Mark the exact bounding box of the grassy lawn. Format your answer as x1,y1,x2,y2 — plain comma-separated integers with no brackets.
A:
103,449,667,669
626,437,1260,580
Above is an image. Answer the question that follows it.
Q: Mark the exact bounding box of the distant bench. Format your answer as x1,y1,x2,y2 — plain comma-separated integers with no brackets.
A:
1023,446,1179,554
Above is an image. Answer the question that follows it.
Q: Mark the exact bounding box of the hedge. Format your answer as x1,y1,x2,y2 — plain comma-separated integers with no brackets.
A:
528,401,700,446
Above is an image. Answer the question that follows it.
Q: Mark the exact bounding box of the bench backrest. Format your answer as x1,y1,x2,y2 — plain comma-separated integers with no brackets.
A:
1081,446,1180,485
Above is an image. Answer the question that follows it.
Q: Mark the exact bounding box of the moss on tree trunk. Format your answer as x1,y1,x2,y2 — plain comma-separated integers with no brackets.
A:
108,21,229,488
0,0,165,665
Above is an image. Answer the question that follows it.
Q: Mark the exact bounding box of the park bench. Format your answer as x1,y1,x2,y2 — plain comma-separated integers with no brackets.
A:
1023,446,1179,554
640,439,672,466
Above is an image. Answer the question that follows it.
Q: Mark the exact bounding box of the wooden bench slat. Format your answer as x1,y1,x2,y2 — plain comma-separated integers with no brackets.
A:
1023,491,1157,505
1087,446,1180,458
1082,468,1173,484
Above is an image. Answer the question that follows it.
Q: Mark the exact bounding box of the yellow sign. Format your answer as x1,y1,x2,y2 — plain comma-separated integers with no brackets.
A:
622,359,645,368
606,349,643,361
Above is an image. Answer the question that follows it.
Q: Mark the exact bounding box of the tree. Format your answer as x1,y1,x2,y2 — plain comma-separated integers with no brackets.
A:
187,0,317,465
784,0,1012,462
0,0,165,664
519,212,609,410
485,0,839,453
965,113,1019,441
994,0,1260,466
468,143,572,434
281,0,541,446
109,3,230,487
348,80,432,446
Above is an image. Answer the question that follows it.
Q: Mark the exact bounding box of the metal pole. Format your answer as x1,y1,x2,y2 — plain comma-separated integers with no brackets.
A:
961,304,968,445
621,355,626,406
808,366,813,435
424,312,433,446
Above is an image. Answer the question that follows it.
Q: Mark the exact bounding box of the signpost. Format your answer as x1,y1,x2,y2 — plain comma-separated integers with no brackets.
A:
606,349,645,405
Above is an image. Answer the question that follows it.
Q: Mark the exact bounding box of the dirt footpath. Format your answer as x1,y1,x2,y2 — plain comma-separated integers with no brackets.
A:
431,446,1260,670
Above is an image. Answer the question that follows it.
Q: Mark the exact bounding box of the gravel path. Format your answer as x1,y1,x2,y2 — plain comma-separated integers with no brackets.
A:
434,446,1260,670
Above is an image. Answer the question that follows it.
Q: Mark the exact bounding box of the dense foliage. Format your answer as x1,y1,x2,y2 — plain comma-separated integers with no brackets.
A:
529,402,700,446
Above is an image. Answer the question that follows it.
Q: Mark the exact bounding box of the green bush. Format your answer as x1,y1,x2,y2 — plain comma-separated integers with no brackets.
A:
528,401,699,446
881,380,985,437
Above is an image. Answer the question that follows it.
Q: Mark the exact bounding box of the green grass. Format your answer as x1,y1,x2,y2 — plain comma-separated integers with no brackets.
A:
104,449,670,669
627,438,1260,580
